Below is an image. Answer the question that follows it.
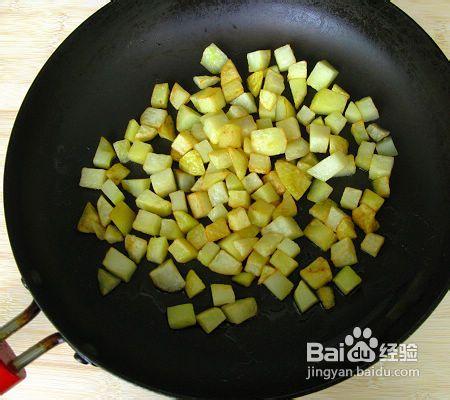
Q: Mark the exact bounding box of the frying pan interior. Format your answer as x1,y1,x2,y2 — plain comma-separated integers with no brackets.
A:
4,0,449,398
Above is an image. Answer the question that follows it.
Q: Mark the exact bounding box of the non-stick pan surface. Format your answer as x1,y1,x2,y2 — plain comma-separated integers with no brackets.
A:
4,0,450,398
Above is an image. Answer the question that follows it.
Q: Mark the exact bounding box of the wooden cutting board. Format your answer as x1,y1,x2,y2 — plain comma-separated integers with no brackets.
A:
0,1,448,399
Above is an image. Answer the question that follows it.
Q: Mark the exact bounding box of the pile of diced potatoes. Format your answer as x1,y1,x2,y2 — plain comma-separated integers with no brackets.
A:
78,43,397,333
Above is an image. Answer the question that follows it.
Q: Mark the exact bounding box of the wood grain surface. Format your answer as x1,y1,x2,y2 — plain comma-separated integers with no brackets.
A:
0,1,448,399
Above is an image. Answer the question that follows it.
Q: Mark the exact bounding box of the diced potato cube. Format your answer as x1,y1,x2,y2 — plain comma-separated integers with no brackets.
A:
79,168,106,189
231,92,257,114
247,49,271,72
254,233,284,257
201,111,229,144
140,107,168,129
288,61,307,80
274,44,296,71
124,119,140,142
276,117,301,141
193,139,213,163
186,223,207,250
372,176,391,198
333,266,361,295
135,125,158,142
222,298,257,324
275,96,296,121
376,136,398,157
192,87,227,114
307,179,333,203
367,123,389,142
160,219,184,240
101,179,125,205
232,272,255,287
355,97,379,122
307,60,338,91
182,270,205,300
270,249,298,276
205,217,230,242
251,182,280,203
121,178,150,198
128,141,152,165
297,105,316,126
209,149,232,169
151,82,170,108
197,242,221,267
350,120,370,145
263,69,285,95
361,189,385,212
201,43,228,74
220,59,241,86
307,151,347,181
325,112,347,135
277,238,300,258
222,78,244,103
259,101,276,121
225,173,244,190
317,286,335,310
167,303,196,329
273,192,297,219
169,238,198,263
104,225,123,244
228,148,248,181
226,104,248,120
217,124,242,148
329,135,349,155
172,131,197,156
263,171,286,195
150,168,177,198
332,84,350,99
124,234,147,263
143,153,172,175
158,114,176,141
275,160,311,200
263,271,294,300
369,154,394,180
132,209,161,236
300,257,332,289
294,280,318,312
340,187,363,210
352,204,379,233
289,78,307,109
355,141,376,171
136,190,172,216
248,153,271,174
169,83,190,110
107,202,134,236
326,206,347,231
309,124,330,153
169,190,188,213
146,236,168,264
106,163,130,185
345,101,362,123
336,217,357,240
310,88,347,115
233,238,258,261
102,247,136,282
334,154,356,177
98,269,121,296
247,71,264,97
197,307,226,333
285,138,310,161
309,198,336,223
176,105,201,132
77,202,104,239
193,75,220,89
218,233,242,260
236,224,259,238
304,218,337,251
211,284,235,306
209,250,242,275
191,122,207,141
227,207,251,231
173,210,198,233
259,89,278,111
262,216,303,239
361,233,385,257
242,173,263,193
207,181,229,206
193,171,229,192
187,191,212,219
248,200,275,227
244,250,268,276
179,150,205,177
93,137,115,169
258,265,276,284
113,139,131,163
330,237,358,267
227,190,250,209
251,128,287,156
208,204,228,222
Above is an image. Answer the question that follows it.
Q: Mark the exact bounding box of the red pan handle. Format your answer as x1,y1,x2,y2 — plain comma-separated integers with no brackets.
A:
0,301,64,395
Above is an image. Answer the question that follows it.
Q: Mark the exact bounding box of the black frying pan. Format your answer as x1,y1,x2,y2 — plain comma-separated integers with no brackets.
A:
2,0,449,398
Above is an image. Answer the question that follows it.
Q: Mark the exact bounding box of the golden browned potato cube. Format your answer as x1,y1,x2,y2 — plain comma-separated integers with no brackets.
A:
275,160,311,200
185,270,206,299
247,71,264,97
227,207,251,231
228,148,249,180
360,189,385,212
171,131,198,156
205,217,230,242
361,233,385,257
263,171,286,195
209,149,232,169
258,265,277,284
270,249,298,276
233,238,259,261
218,124,242,148
300,257,332,289
77,202,105,240
228,190,251,208
157,114,176,141
191,87,226,114
309,199,336,223
221,298,257,324
352,204,379,234
221,59,241,85
304,218,337,251
186,223,207,250
273,191,297,219
222,78,244,103
173,210,199,233
197,242,221,267
110,201,136,235
372,176,390,198
151,82,170,109
317,286,335,310
187,192,212,219
248,200,275,227
336,217,357,240
170,83,190,110
124,234,147,263
106,163,130,185
179,150,205,176
251,128,287,156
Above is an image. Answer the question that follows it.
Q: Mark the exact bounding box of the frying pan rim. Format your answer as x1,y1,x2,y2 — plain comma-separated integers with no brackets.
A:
3,0,450,398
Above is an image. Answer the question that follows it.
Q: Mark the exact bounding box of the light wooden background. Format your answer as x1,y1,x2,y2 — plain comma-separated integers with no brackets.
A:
0,1,448,399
